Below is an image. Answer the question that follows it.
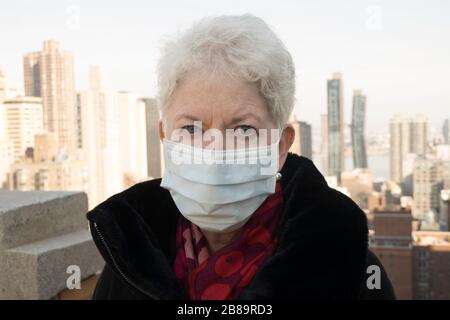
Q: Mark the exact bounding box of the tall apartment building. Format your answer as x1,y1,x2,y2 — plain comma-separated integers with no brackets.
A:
371,206,414,299
117,91,148,187
0,102,12,189
439,190,450,231
351,90,368,169
78,66,119,207
23,40,77,158
412,232,450,300
327,73,345,183
7,132,87,192
442,119,449,145
0,70,19,103
411,114,428,156
390,113,429,183
413,156,444,220
370,204,450,299
320,113,329,175
78,66,150,208
1,96,44,160
142,97,162,179
289,115,313,160
0,71,20,188
390,114,409,183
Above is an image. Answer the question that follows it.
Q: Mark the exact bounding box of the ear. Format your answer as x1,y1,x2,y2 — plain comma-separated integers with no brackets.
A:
278,124,295,170
158,120,165,142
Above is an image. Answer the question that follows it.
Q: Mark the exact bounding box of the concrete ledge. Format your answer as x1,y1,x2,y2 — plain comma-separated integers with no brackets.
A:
0,230,103,299
0,191,103,299
0,191,88,250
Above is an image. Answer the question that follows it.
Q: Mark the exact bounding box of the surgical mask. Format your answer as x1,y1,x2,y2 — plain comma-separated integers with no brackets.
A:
160,137,280,233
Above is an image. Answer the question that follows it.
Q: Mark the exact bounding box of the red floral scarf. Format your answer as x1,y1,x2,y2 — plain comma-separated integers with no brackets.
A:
173,182,283,300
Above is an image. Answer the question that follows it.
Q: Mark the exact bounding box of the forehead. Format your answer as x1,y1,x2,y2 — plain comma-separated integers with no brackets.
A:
166,73,267,119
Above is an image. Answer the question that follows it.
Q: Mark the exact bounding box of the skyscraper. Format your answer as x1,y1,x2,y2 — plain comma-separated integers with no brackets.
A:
117,91,148,186
0,70,19,103
78,65,151,208
439,190,450,231
413,156,444,220
2,97,44,160
299,121,313,160
390,113,429,183
411,113,428,156
289,115,313,160
351,90,368,169
320,113,328,175
23,40,77,158
327,73,345,183
142,97,163,179
390,114,409,183
78,66,124,208
443,119,449,145
23,52,41,97
0,99,13,189
0,71,18,188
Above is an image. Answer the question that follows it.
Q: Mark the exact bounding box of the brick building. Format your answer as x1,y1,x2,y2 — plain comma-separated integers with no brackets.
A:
370,206,450,299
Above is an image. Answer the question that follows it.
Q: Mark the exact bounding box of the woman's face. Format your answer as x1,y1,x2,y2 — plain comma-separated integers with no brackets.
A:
159,72,294,169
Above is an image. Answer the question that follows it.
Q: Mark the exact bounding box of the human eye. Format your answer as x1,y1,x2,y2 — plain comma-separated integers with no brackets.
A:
234,125,257,136
181,124,202,135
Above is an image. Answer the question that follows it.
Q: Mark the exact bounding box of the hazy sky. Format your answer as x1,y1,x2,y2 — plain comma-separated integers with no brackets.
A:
1,0,450,132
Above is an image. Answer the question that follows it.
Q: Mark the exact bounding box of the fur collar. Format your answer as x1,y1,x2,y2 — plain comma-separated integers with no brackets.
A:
87,153,369,299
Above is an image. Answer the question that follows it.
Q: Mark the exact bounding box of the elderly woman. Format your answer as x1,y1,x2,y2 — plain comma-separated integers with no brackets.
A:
87,14,395,300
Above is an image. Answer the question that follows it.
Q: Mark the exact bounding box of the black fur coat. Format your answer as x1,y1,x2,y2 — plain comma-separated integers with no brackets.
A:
86,153,395,300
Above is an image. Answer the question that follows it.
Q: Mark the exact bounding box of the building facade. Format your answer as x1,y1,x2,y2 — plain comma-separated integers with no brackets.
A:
390,113,429,183
0,70,19,103
78,66,150,208
439,190,450,231
327,73,345,183
23,40,77,158
289,116,313,160
351,90,368,169
2,96,43,161
142,97,163,179
442,119,449,145
413,156,444,220
7,132,87,192
320,113,328,176
371,206,414,299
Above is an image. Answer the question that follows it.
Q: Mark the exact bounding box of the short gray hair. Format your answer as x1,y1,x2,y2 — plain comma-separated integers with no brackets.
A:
156,14,296,128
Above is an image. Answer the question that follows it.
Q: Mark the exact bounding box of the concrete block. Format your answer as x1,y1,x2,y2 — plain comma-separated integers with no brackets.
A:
0,191,88,250
0,230,103,299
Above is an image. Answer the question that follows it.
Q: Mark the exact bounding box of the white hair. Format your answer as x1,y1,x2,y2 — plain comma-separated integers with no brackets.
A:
156,14,296,128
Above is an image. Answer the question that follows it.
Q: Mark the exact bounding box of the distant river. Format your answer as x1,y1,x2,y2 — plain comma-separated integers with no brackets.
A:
312,154,390,182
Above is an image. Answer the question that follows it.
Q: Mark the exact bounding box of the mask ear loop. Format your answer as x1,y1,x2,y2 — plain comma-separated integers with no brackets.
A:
273,124,290,181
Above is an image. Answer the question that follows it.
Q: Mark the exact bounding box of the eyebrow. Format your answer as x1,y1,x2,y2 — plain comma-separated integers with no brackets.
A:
173,109,263,125
174,112,200,122
229,111,263,126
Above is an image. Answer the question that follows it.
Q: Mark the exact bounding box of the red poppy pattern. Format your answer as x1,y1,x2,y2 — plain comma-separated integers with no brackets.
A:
173,182,284,300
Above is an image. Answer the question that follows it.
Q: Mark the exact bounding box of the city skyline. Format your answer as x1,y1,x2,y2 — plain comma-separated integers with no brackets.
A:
1,0,450,132
1,6,450,300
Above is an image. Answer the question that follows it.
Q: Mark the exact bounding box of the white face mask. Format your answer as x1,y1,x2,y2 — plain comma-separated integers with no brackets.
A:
160,138,280,233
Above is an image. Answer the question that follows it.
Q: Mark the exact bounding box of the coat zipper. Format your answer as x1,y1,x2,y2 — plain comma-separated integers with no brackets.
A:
92,222,161,300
